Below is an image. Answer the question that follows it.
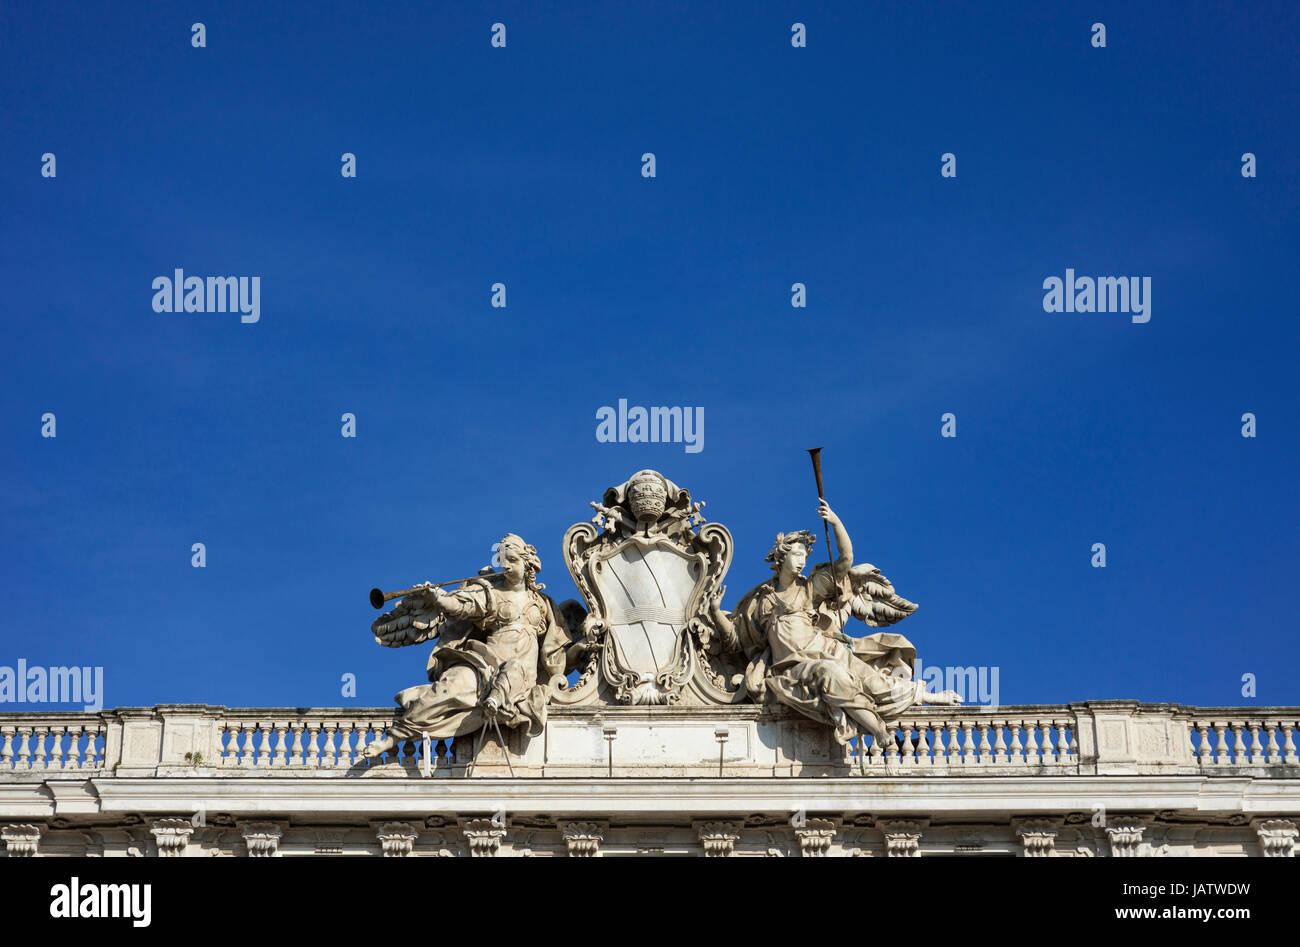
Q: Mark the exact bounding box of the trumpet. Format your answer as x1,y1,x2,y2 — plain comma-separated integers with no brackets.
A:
368,572,493,610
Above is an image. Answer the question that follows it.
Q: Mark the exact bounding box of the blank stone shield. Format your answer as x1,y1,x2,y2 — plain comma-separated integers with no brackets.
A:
562,470,733,705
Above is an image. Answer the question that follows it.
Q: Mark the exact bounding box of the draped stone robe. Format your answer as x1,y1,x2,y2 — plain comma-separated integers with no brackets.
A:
730,565,924,744
386,578,569,742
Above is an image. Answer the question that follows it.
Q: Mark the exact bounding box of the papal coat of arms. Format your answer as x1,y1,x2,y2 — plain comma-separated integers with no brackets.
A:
559,469,735,706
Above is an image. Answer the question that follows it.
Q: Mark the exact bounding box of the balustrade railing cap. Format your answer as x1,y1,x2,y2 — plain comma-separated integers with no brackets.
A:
111,705,228,717
217,707,400,716
1080,699,1145,709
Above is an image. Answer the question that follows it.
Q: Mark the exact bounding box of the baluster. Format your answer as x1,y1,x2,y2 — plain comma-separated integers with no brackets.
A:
88,725,103,767
46,726,64,769
1231,723,1247,767
1025,721,1041,764
896,722,913,765
222,723,236,765
1009,720,1024,763
232,724,247,765
76,726,89,767
357,723,372,762
1265,722,1280,765
271,721,287,766
217,723,232,765
338,723,350,767
32,726,50,769
1,726,14,770
1283,721,1298,766
1249,724,1264,765
1213,723,1229,767
1046,720,1060,763
315,723,332,770
338,722,354,766
915,720,931,765
921,724,935,765
974,722,990,765
290,722,305,765
868,733,889,764
944,722,959,766
1040,718,1058,764
882,724,898,764
243,724,259,766
17,728,32,769
1194,722,1210,765
961,721,976,766
306,722,321,767
262,721,277,766
993,720,1008,764
1056,721,1072,763
340,722,354,766
67,725,83,769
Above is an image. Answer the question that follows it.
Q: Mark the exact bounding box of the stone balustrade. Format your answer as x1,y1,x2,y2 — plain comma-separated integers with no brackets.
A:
1188,714,1300,768
854,709,1080,771
0,717,108,773
0,702,1295,778
1,701,1296,856
212,711,456,771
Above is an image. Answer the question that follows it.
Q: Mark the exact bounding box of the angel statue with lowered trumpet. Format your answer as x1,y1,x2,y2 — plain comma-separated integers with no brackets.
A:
362,533,591,760
707,451,961,749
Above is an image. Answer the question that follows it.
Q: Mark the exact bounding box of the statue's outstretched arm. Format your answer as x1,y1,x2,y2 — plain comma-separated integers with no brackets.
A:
428,583,490,621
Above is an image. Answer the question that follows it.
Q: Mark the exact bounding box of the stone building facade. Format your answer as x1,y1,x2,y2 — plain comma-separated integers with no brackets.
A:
1,700,1296,856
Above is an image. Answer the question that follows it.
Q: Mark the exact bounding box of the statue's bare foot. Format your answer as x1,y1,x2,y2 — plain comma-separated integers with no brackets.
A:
925,689,963,706
861,722,891,749
362,736,397,759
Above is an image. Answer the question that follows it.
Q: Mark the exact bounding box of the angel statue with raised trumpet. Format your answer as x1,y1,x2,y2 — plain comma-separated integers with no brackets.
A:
708,500,961,748
363,533,590,759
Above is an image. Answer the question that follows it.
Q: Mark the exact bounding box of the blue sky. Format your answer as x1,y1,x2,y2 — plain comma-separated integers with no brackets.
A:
2,1,1297,711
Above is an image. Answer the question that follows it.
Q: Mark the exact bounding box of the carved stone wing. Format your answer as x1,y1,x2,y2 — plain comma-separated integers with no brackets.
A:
370,591,463,648
847,563,918,628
